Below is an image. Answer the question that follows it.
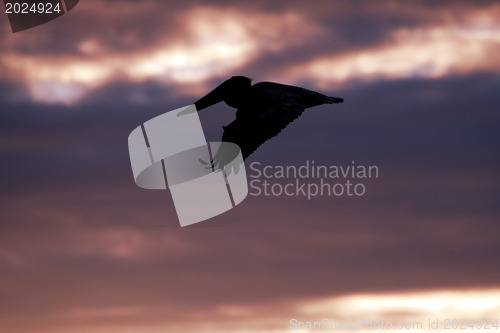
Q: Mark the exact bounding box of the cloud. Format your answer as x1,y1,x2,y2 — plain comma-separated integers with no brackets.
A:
3,1,500,104
1,6,319,104
1,280,499,333
288,20,500,88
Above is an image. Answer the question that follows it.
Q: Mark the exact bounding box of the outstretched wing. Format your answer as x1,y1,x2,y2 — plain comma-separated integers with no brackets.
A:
222,82,343,159
222,105,304,159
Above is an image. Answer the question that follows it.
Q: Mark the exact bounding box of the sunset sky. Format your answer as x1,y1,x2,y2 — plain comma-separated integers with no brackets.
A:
1,0,499,332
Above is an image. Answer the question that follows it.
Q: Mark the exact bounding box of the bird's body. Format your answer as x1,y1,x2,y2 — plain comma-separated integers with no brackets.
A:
194,76,343,169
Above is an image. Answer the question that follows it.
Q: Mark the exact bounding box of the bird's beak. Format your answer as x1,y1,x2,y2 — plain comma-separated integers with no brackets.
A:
194,82,229,111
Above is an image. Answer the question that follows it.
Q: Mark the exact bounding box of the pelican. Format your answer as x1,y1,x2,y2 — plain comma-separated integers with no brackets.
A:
183,76,344,172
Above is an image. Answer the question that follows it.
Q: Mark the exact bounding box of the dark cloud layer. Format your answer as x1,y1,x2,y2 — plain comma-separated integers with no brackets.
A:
1,73,499,318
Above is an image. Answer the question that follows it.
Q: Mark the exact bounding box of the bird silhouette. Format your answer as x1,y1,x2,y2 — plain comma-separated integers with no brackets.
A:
181,76,343,173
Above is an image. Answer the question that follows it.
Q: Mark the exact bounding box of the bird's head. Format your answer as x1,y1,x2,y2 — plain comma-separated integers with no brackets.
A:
222,76,252,108
225,76,252,87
